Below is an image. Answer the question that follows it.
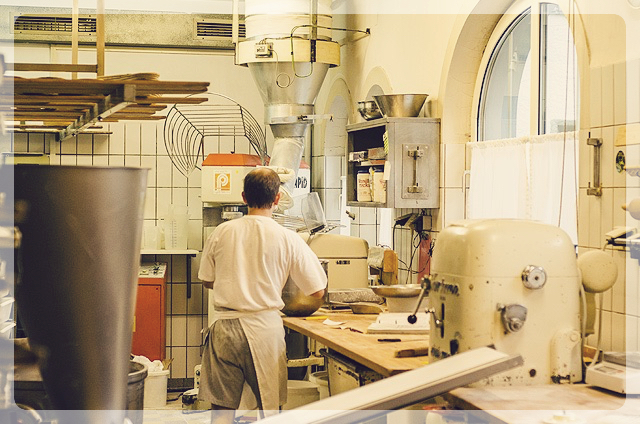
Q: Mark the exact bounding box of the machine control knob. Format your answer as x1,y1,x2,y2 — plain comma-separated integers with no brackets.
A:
497,303,528,333
521,265,547,289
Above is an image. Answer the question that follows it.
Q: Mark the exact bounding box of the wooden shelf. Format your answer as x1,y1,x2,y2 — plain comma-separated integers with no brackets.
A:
347,201,387,207
351,160,386,167
3,76,209,140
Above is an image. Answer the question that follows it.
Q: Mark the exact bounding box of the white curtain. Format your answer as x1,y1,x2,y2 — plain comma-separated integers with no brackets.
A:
468,132,578,244
468,137,529,219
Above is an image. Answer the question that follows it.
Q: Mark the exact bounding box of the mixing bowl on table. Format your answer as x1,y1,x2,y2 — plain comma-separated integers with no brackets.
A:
370,284,424,313
281,277,325,317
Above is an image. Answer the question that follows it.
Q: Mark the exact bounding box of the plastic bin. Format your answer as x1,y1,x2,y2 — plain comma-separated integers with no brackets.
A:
309,371,329,399
143,369,169,409
282,380,319,410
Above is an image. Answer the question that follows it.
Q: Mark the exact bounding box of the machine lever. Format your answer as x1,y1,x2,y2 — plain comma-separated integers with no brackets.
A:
408,277,431,324
424,308,444,329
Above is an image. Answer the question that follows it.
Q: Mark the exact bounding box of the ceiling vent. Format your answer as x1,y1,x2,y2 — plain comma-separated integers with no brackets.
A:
14,15,97,34
195,19,245,40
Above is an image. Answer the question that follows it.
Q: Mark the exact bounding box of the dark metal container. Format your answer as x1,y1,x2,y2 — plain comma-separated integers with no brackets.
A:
280,260,328,317
14,360,148,424
13,165,147,423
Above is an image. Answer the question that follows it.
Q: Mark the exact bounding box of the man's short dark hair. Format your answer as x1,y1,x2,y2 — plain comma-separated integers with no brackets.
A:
243,168,281,209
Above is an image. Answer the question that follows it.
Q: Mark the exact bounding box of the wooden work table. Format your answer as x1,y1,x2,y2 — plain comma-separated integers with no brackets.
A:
282,310,429,377
283,312,638,422
443,384,640,423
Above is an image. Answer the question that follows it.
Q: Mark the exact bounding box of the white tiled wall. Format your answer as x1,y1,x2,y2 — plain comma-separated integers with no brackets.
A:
583,59,640,353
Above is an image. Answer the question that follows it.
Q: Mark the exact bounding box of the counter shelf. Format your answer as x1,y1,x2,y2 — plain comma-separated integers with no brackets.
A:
140,249,198,298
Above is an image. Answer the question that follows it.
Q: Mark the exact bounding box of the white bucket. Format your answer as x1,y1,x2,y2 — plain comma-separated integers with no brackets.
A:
143,369,169,409
282,380,319,410
309,371,329,399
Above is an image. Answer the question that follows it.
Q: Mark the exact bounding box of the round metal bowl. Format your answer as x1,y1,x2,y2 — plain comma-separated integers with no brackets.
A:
369,284,423,298
281,276,325,317
373,94,428,117
357,100,383,120
349,302,383,314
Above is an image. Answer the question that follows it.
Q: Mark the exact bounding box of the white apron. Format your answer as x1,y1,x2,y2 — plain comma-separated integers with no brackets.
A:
211,308,287,417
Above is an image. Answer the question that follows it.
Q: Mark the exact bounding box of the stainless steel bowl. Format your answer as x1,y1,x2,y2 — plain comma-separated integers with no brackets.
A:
373,94,428,117
281,277,325,317
349,302,383,314
281,261,328,317
369,284,423,298
357,100,383,120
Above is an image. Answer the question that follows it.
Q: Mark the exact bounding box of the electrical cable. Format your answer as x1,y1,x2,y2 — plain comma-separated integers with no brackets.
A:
288,24,370,78
404,232,421,284
392,224,398,251
588,292,605,369
268,46,293,89
415,236,434,275
556,0,579,237
579,281,588,368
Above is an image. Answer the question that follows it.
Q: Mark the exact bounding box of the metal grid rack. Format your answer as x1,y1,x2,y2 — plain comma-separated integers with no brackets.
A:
163,92,267,177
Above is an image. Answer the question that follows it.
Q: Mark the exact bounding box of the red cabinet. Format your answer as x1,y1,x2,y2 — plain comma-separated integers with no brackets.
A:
132,263,167,361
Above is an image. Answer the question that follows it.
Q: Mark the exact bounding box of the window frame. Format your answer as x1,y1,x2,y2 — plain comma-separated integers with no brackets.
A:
477,7,533,141
474,0,578,142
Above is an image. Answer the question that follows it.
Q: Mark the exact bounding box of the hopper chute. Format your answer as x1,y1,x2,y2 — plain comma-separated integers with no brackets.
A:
236,0,340,209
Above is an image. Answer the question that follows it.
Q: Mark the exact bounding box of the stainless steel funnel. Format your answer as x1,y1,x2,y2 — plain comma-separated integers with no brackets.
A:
237,0,340,208
13,165,147,423
248,61,330,199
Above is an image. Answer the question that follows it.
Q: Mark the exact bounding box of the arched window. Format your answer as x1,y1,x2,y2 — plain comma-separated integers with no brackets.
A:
478,1,579,140
470,1,580,242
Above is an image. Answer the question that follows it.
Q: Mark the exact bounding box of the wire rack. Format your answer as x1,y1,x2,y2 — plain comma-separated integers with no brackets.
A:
163,93,268,177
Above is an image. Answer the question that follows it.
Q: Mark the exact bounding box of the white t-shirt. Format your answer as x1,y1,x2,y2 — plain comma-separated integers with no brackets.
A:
198,215,327,312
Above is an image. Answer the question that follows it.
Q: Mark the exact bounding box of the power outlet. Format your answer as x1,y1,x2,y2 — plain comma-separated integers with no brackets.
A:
410,214,432,234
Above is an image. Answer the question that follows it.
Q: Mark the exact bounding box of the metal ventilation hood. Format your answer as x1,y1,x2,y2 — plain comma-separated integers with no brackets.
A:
1,6,245,49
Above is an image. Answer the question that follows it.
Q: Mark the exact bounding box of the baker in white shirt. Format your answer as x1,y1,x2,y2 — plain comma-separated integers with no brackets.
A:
198,167,327,424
